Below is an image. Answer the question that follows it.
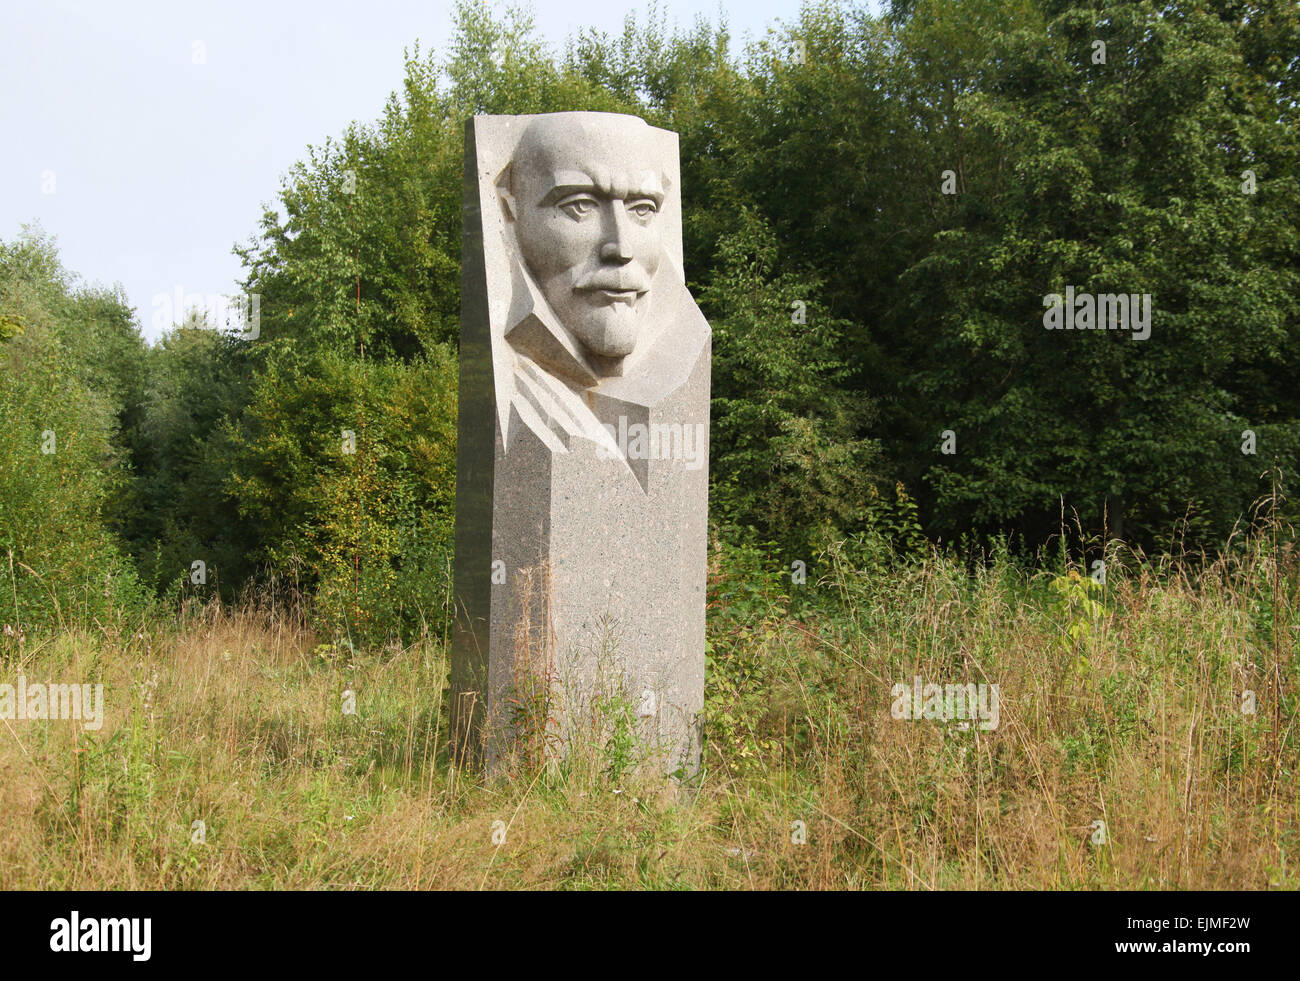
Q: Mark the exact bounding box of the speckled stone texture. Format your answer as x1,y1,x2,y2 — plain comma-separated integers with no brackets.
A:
450,112,710,772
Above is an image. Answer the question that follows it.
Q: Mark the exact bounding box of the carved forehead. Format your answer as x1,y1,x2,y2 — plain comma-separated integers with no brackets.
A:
510,114,669,201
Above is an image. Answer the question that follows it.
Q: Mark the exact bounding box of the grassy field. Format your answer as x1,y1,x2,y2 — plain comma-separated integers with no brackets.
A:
1,532,1296,890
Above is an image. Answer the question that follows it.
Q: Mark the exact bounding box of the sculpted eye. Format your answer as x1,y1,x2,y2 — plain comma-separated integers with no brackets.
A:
558,196,597,220
627,200,658,220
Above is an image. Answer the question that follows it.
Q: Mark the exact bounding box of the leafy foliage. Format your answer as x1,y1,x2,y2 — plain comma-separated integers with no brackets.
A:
0,229,145,633
6,0,1300,641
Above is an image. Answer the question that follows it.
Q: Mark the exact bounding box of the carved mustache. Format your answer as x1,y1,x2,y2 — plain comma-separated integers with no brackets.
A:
573,266,652,296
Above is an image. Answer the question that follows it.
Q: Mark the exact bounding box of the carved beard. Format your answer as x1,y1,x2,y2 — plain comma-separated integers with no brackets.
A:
532,270,651,360
506,244,661,373
508,241,655,361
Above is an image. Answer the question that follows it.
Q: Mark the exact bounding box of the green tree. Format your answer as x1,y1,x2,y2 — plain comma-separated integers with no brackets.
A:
0,230,144,633
888,0,1300,548
701,210,880,552
119,320,255,596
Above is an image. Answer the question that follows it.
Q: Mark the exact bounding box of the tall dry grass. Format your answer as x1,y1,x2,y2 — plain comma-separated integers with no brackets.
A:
0,529,1295,889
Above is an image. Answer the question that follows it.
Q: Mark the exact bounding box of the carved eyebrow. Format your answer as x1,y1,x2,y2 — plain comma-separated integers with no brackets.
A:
539,170,666,208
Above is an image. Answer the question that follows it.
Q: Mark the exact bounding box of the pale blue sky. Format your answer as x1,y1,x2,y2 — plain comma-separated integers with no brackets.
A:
1,0,843,342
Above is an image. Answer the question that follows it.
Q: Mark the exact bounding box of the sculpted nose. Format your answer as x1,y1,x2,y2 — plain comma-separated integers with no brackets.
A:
599,203,635,263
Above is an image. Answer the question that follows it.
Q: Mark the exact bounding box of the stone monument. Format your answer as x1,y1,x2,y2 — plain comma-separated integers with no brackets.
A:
450,111,711,773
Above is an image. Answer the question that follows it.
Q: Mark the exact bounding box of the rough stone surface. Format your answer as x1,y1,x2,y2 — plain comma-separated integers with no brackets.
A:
450,112,711,772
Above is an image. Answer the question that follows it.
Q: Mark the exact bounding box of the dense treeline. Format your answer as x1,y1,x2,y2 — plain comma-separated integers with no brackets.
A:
2,0,1297,643
0,233,146,631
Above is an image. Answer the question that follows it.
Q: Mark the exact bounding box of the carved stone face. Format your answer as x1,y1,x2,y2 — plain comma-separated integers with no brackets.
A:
505,115,666,361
